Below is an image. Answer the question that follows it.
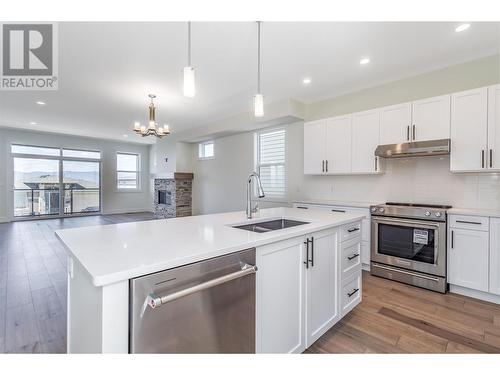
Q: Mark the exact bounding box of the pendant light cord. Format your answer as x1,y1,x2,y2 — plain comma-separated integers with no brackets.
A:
257,21,261,94
188,21,192,67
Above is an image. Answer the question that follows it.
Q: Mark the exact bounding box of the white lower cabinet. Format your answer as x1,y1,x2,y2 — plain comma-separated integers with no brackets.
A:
256,224,362,353
256,237,306,354
305,229,339,346
448,216,489,292
490,218,500,295
341,272,362,317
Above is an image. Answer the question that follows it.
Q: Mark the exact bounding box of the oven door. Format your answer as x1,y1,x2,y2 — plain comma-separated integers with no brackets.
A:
371,216,446,277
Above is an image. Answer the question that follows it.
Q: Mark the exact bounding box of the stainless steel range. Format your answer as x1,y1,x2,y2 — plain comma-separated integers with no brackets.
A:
370,202,452,293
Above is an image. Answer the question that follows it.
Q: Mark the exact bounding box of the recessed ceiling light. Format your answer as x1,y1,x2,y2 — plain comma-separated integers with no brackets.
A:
455,23,471,33
123,134,128,138
29,122,37,125
302,78,312,85
36,101,46,105
360,58,370,65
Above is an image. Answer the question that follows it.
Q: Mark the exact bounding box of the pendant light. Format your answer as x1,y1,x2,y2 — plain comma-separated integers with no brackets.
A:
183,21,195,98
254,21,264,117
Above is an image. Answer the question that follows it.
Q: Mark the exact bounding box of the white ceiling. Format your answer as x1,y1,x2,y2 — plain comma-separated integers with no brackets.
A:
0,22,498,144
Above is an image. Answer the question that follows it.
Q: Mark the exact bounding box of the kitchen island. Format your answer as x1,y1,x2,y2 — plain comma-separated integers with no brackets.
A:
56,207,364,353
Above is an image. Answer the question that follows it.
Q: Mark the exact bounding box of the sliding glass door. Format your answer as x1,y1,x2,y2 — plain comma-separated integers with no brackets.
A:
13,157,61,217
63,160,100,214
12,144,101,219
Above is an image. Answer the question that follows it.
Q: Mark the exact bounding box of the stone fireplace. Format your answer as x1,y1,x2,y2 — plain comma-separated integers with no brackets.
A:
154,173,194,219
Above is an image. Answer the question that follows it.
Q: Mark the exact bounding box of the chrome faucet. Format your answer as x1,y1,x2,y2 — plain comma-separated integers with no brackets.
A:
246,172,265,219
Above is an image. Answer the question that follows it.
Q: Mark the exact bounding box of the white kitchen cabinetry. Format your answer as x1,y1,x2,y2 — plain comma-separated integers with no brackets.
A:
379,102,412,145
450,87,488,172
304,119,327,175
256,237,306,354
487,84,500,171
325,115,352,174
490,218,500,296
411,95,451,142
256,224,362,352
448,216,489,292
305,229,339,346
293,202,371,270
351,109,383,174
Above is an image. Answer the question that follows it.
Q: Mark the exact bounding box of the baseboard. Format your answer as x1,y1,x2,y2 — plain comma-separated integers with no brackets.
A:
102,208,153,215
0,216,9,223
362,263,370,272
449,284,500,304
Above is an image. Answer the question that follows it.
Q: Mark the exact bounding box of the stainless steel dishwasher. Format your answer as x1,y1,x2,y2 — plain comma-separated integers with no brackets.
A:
130,248,257,353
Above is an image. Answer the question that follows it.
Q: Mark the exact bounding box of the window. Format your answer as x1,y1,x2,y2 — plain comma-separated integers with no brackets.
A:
256,128,286,198
198,141,214,159
117,153,140,190
63,148,101,159
11,144,60,156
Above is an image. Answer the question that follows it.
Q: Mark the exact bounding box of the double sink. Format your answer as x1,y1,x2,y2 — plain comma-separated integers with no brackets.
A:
232,218,309,233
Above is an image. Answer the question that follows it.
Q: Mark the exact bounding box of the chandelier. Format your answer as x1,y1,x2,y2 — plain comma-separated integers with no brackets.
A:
133,94,170,139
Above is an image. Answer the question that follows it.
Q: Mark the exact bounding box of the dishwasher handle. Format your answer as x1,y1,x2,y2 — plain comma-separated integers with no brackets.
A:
147,263,258,309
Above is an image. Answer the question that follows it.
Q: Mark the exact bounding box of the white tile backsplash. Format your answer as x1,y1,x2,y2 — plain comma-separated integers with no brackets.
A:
296,155,500,209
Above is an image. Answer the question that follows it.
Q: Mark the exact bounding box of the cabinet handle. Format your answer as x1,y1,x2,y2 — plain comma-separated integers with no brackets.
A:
347,227,360,233
325,160,328,173
451,230,454,249
412,124,416,141
331,209,346,213
490,149,493,168
406,126,410,141
310,237,314,267
348,253,360,261
296,206,308,210
482,150,485,168
322,160,325,173
303,239,310,269
455,220,482,225
348,288,359,298
375,157,378,172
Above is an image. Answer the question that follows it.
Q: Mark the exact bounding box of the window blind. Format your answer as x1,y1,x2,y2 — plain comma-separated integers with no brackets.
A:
257,129,286,198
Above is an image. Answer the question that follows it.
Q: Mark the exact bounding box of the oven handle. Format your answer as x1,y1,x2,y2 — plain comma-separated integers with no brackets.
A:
147,263,257,309
371,263,440,282
371,216,440,230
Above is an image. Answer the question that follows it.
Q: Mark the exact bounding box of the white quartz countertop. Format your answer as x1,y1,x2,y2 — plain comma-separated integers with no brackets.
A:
293,199,376,209
56,207,364,287
448,207,500,218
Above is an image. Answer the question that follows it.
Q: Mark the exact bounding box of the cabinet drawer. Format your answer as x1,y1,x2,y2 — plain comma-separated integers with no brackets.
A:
341,272,362,317
341,238,362,279
449,215,489,231
340,221,362,242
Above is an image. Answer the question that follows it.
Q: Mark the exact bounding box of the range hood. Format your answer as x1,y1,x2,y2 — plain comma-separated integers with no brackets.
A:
375,139,450,158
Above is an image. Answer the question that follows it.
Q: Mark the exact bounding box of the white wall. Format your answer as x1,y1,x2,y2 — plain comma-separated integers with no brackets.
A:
0,127,152,222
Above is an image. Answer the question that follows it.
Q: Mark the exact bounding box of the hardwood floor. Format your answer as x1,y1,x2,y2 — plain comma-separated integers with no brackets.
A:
0,212,155,353
307,271,500,354
2,214,500,354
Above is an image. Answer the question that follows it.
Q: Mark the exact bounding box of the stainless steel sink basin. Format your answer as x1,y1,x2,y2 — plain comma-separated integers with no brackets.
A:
232,219,309,233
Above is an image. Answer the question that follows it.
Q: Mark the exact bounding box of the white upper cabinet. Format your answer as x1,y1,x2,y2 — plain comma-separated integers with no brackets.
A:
325,115,352,174
304,120,326,175
487,84,500,171
411,95,451,142
450,87,488,172
380,102,412,145
351,109,382,174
